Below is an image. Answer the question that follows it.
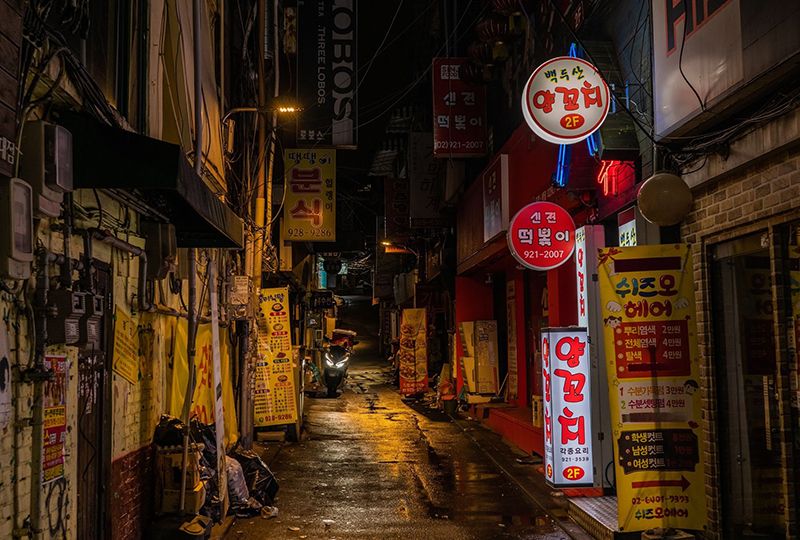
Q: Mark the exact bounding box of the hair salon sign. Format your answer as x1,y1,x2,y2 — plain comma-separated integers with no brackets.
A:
521,56,610,145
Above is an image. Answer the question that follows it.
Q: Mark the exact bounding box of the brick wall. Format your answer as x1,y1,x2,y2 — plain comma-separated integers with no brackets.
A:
110,445,154,540
681,146,800,538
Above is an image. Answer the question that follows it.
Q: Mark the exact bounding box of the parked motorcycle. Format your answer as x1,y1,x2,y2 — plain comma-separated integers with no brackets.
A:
323,344,351,397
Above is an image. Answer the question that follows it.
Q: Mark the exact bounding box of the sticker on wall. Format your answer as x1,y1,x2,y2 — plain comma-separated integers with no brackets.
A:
521,56,610,145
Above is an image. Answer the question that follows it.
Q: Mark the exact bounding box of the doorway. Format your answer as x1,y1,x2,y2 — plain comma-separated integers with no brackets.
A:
77,261,111,540
712,233,785,537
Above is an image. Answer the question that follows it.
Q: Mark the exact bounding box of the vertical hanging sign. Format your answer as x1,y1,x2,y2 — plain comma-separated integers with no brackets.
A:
505,280,518,401
283,149,336,242
432,58,487,158
542,328,593,487
296,0,357,147
598,244,706,531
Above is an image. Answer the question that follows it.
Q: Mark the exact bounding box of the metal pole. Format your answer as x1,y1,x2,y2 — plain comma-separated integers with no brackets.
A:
264,0,280,235
253,0,267,280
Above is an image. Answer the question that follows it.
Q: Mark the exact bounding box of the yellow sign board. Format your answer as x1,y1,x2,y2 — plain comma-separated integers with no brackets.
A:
598,244,706,531
112,307,139,384
254,287,298,426
282,148,336,242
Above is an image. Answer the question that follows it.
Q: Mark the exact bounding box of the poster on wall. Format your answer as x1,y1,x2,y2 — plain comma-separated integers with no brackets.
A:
42,354,67,484
254,288,298,427
282,149,336,242
296,0,357,147
112,307,139,384
0,326,11,427
399,308,428,395
432,57,487,158
541,328,593,488
598,244,707,531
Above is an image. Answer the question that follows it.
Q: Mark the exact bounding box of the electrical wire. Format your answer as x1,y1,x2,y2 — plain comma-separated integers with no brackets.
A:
354,0,405,95
678,0,705,112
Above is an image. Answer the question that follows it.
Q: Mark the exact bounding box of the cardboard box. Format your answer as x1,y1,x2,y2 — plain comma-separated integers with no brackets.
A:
458,321,475,357
156,446,202,491
158,481,206,514
532,395,543,428
460,356,476,393
473,321,499,394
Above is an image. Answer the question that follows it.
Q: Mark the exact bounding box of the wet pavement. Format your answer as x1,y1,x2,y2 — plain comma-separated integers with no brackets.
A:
232,297,591,540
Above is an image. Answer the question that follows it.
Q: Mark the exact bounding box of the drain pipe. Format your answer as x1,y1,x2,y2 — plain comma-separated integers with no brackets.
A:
181,0,204,513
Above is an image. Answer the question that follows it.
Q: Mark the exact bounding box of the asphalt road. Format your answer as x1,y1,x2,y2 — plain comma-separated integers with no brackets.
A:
232,297,589,540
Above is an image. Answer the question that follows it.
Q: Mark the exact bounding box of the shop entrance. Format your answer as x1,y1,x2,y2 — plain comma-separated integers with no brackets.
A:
712,232,787,537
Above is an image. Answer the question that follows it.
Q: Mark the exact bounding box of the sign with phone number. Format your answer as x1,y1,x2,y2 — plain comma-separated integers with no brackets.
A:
507,201,576,271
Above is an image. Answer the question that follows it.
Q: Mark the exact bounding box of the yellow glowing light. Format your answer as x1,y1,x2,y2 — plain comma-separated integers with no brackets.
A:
276,106,301,114
381,241,392,247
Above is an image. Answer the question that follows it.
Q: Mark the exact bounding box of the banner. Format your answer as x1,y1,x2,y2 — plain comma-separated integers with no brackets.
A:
169,318,239,446
598,244,706,531
542,328,593,488
296,0,357,147
432,58,487,157
283,148,336,242
112,307,139,384
399,308,428,395
254,287,299,427
42,354,67,484
505,280,518,401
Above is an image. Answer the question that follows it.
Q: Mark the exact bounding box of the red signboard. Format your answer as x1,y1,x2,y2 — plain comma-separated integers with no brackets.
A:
521,56,610,145
507,201,576,271
432,58,487,158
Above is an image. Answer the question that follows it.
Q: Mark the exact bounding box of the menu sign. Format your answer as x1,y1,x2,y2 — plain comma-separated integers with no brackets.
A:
254,287,298,426
432,58,487,158
42,355,67,484
598,244,706,531
542,328,593,487
399,308,428,395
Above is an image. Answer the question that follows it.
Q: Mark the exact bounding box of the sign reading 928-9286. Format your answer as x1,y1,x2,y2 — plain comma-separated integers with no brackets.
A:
282,149,336,242
521,57,610,145
507,201,576,271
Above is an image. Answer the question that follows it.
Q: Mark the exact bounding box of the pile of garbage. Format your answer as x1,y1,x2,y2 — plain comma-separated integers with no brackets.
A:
152,415,280,521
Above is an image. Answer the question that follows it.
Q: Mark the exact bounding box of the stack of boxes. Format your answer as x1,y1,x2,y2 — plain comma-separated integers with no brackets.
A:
458,320,500,400
155,444,207,514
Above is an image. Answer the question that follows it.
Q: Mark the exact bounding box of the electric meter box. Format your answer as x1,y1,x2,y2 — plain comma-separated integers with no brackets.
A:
20,121,73,218
0,177,34,279
47,290,87,345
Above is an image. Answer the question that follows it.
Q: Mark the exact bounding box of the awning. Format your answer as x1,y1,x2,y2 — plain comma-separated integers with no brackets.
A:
58,112,244,249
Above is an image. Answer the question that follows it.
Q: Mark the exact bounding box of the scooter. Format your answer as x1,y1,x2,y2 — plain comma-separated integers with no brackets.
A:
323,344,351,397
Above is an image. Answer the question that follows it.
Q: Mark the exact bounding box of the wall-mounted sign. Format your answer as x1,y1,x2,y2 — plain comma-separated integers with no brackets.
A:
296,0,357,147
521,56,610,145
507,201,576,271
409,132,444,228
432,58,487,158
482,154,509,242
282,149,336,242
42,354,68,484
598,244,707,531
542,327,593,487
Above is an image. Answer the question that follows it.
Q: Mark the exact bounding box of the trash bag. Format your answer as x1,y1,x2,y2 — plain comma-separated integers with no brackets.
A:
152,415,185,447
231,447,279,506
190,419,218,468
225,456,263,517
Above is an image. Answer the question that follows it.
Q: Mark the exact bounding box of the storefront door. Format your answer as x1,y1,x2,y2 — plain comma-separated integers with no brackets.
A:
712,232,789,537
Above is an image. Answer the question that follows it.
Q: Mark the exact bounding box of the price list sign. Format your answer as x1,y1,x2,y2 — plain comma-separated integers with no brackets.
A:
254,287,298,427
598,244,706,531
432,58,487,158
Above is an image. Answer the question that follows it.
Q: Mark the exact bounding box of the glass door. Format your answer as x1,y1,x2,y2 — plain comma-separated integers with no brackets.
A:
712,233,785,537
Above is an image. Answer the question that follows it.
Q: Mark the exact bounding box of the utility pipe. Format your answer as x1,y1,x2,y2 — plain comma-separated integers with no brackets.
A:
182,0,204,513
253,0,267,281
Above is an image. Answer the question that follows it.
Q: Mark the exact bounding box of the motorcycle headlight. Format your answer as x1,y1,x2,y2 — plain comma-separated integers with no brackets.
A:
324,352,335,367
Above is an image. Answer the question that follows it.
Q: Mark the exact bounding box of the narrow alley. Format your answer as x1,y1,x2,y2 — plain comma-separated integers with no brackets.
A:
234,298,588,540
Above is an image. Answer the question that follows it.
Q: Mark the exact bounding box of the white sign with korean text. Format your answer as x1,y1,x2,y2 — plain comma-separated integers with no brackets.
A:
542,327,593,487
522,57,610,145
